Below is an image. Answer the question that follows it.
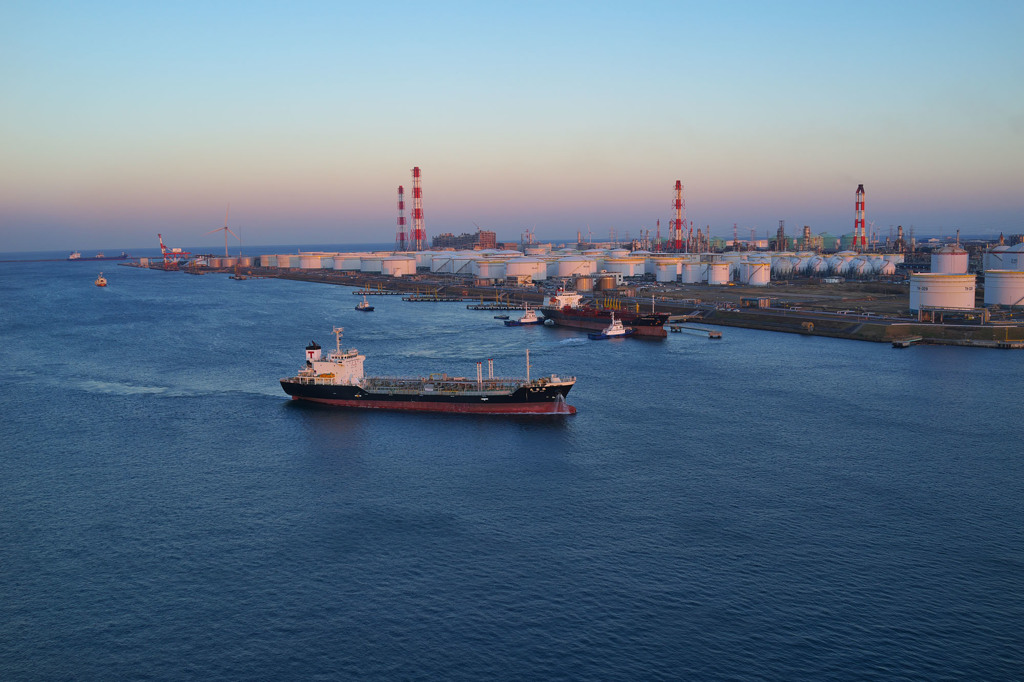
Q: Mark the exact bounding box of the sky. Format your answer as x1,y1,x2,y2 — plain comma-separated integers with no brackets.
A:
2,0,1022,251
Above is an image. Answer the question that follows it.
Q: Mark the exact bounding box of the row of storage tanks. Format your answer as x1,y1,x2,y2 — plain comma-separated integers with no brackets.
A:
253,249,907,287
909,244,1024,310
253,245,1024,309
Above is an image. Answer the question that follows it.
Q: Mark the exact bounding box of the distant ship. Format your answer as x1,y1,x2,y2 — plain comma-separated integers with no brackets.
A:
540,289,669,337
94,272,107,287
355,295,375,312
68,251,130,261
280,327,576,414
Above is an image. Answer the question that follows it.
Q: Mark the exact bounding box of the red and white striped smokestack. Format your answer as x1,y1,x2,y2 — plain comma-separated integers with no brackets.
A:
673,181,684,252
396,185,406,251
412,166,425,251
855,184,866,250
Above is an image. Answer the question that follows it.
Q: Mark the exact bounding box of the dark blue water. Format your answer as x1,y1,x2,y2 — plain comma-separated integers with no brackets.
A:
2,257,1023,680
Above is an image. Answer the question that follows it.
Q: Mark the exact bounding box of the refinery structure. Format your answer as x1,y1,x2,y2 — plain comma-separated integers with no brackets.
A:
138,172,1024,347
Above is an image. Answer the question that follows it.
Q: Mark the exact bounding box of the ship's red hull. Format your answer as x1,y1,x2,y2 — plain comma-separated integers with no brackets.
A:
540,307,669,337
290,396,576,414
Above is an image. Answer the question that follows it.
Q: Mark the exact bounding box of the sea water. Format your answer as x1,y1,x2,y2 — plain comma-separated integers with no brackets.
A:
1,256,1022,680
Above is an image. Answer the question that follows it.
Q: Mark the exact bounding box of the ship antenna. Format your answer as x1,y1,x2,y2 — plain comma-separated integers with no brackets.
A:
333,326,344,354
526,348,531,383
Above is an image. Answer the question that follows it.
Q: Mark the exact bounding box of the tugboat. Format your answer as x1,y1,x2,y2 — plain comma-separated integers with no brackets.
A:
94,272,107,287
503,307,542,326
540,289,668,337
280,327,577,414
587,312,634,340
355,295,375,312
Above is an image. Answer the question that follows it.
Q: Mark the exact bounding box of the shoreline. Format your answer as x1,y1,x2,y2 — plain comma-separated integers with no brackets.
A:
130,263,1024,348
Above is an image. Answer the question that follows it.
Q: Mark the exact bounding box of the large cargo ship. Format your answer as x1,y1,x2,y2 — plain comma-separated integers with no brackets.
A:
540,290,669,337
280,327,577,414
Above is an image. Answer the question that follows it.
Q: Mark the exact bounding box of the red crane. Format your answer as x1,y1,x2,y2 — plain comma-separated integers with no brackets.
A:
157,233,191,270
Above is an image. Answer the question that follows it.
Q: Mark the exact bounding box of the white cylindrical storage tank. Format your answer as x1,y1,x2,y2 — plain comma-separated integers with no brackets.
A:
506,257,546,281
279,255,298,268
739,261,771,286
452,252,476,275
1002,243,1024,271
931,245,969,274
984,245,1010,272
431,254,454,273
359,256,383,273
472,259,506,280
259,255,276,267
653,261,677,282
524,246,548,256
555,256,597,278
601,257,643,277
413,251,433,269
909,273,976,311
298,255,322,269
984,270,1024,307
608,248,629,258
706,262,731,285
222,257,237,268
237,256,253,267
334,255,362,270
209,257,223,268
382,256,416,277
680,262,703,284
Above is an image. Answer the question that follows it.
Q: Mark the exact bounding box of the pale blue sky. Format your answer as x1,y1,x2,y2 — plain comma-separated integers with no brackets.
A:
2,1,1022,250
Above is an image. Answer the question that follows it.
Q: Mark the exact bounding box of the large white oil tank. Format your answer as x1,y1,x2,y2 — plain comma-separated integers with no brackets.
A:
506,257,547,281
382,255,416,277
931,245,969,274
556,256,597,278
259,255,276,267
680,262,703,284
430,254,454,273
984,245,1010,271
601,257,644,277
222,257,238,269
739,261,770,286
984,270,1024,306
472,259,506,280
653,261,678,282
1002,243,1024,271
334,254,362,270
706,262,731,285
452,252,477,275
909,273,976,311
608,248,630,258
359,256,383,273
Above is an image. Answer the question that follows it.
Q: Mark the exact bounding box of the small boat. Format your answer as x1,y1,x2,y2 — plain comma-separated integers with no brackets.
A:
504,307,542,326
95,272,107,287
588,313,634,340
355,295,375,312
493,314,509,320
